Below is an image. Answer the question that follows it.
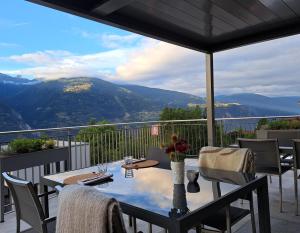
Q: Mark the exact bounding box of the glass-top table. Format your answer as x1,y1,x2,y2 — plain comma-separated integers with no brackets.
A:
40,159,271,233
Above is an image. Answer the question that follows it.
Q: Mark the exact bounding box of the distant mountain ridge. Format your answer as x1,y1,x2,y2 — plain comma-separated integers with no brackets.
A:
120,85,204,107
216,93,300,115
0,74,298,131
0,75,203,129
0,100,30,132
0,73,38,85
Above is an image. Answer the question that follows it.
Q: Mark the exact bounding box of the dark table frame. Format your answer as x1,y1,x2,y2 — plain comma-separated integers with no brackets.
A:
40,170,271,233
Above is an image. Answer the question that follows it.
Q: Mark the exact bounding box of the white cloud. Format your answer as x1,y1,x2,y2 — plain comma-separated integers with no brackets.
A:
115,40,205,95
8,50,72,65
213,35,300,96
0,19,29,29
77,29,142,49
115,35,300,96
1,49,132,80
0,42,19,48
101,33,141,49
2,34,300,97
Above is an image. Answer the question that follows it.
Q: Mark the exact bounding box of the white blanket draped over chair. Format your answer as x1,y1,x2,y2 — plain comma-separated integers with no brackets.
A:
56,184,126,233
199,146,255,173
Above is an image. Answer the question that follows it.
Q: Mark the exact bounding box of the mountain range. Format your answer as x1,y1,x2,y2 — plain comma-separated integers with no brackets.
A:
0,74,203,130
216,93,300,115
0,73,299,131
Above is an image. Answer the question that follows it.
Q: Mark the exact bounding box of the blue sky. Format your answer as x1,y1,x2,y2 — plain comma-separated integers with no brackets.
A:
0,0,137,71
1,0,300,97
0,0,130,55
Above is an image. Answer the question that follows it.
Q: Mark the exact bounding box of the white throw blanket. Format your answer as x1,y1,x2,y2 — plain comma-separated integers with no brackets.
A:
56,185,126,233
199,146,255,173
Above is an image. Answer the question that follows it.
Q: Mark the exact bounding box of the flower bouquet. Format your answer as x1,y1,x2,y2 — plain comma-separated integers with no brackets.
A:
163,134,190,184
164,134,189,162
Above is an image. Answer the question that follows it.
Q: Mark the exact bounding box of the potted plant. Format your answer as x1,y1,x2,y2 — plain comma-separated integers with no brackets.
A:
0,136,69,176
7,137,55,154
164,134,189,184
0,136,70,218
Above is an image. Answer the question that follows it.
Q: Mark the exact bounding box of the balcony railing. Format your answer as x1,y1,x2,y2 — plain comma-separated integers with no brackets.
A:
0,114,299,216
1,114,299,172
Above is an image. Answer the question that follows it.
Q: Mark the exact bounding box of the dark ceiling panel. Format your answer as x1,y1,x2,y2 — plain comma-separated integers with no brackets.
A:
138,1,211,33
109,5,210,51
258,0,297,19
137,0,228,36
186,0,248,29
211,0,262,25
91,0,134,16
132,1,221,36
158,0,236,32
282,0,300,16
27,0,300,53
236,0,278,22
43,0,109,11
210,17,300,51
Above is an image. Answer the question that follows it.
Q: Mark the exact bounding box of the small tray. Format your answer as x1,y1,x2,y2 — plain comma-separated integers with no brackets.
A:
122,160,159,169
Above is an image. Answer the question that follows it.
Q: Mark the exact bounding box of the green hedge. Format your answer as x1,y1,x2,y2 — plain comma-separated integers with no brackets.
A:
7,138,55,154
257,119,300,130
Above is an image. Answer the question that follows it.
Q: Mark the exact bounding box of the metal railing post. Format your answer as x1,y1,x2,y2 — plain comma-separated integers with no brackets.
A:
220,120,224,147
67,131,72,171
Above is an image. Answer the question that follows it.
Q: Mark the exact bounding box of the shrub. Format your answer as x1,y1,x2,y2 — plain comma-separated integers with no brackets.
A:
8,137,56,154
267,119,300,130
44,139,55,149
9,139,44,153
288,119,300,129
256,118,268,130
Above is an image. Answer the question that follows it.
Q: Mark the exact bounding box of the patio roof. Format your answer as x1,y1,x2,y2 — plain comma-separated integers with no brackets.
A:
28,0,300,53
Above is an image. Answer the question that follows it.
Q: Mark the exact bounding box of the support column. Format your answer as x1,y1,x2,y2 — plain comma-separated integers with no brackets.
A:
205,53,216,146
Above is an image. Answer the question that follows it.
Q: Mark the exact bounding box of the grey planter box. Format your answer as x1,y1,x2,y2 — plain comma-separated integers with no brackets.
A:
256,129,300,147
0,147,69,172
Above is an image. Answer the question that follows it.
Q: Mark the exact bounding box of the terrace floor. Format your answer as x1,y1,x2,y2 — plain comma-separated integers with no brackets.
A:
1,170,300,233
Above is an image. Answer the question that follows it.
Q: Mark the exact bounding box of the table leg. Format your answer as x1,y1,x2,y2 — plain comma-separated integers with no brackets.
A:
148,223,152,233
133,217,137,233
128,215,132,227
0,173,4,222
168,222,186,233
212,181,221,199
41,163,51,218
195,226,201,233
257,176,271,233
41,183,49,218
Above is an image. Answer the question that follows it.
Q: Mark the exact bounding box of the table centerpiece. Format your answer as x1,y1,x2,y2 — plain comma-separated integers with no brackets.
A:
164,134,189,184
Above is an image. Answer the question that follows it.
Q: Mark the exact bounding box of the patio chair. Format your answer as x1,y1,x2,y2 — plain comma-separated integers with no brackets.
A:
2,172,56,233
262,130,300,147
199,147,256,233
292,139,300,215
146,147,171,170
238,138,291,212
